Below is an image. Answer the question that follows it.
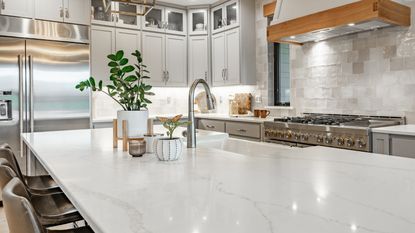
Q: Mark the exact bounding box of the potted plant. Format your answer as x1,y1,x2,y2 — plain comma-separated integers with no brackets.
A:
155,115,189,161
76,50,154,138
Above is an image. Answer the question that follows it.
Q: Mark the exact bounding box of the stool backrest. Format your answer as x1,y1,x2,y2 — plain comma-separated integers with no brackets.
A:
0,158,18,191
0,148,24,181
2,177,44,233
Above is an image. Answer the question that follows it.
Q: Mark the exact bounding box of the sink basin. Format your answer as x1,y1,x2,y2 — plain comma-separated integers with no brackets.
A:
199,138,294,157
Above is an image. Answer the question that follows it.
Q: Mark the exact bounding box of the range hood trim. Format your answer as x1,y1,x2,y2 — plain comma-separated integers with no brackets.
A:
267,0,411,44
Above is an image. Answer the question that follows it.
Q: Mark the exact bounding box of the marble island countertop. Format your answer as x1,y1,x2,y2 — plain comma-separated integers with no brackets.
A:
21,129,415,233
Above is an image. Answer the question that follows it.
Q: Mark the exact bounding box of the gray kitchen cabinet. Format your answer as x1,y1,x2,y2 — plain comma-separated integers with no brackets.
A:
35,0,90,25
197,118,262,141
198,119,225,132
372,133,390,155
210,0,255,87
391,135,415,159
142,31,165,86
189,35,209,83
0,0,33,18
142,31,187,87
91,26,116,84
115,28,141,63
372,132,415,158
165,34,187,86
226,122,261,139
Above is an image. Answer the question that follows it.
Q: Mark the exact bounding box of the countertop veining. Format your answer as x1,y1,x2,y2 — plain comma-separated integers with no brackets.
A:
21,129,415,233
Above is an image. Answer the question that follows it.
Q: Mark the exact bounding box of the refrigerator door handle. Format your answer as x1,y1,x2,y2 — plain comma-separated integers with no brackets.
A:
28,55,34,133
18,54,24,157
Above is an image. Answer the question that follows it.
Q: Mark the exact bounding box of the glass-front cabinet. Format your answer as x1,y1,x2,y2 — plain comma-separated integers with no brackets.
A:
91,0,141,28
211,0,239,34
143,6,186,35
91,0,115,26
165,8,186,35
143,6,165,32
188,9,208,35
115,3,141,29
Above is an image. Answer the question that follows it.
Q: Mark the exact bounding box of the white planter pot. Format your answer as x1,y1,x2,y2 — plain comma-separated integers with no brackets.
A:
117,110,148,138
154,138,183,161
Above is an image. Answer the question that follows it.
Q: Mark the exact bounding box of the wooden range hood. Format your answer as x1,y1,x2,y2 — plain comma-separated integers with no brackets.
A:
267,0,411,45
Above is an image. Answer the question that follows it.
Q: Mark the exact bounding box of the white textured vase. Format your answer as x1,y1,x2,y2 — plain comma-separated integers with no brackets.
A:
117,110,148,138
154,138,183,161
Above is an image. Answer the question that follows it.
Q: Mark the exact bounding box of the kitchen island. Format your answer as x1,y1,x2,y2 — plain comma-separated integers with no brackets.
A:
22,129,415,233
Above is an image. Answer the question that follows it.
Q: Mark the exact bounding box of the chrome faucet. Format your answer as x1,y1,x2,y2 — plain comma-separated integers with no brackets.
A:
187,79,215,148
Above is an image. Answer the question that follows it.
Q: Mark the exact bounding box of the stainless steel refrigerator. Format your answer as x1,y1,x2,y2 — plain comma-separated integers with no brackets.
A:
0,16,91,160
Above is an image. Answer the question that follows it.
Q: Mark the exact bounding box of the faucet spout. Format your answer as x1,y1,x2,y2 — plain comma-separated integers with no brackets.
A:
187,79,215,148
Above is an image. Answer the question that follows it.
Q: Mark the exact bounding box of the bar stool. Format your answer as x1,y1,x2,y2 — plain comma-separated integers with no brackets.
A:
0,147,61,194
3,177,94,233
0,159,83,227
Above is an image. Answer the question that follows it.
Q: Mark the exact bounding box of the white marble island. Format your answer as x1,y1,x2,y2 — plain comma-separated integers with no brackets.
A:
22,129,415,233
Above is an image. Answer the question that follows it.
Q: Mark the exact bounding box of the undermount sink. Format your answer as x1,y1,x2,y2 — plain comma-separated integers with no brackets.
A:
199,137,294,157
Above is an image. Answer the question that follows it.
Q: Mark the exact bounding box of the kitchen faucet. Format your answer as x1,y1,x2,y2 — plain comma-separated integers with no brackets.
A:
187,79,215,148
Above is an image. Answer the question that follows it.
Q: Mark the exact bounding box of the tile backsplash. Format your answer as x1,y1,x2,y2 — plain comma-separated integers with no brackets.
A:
92,85,257,121
255,0,415,123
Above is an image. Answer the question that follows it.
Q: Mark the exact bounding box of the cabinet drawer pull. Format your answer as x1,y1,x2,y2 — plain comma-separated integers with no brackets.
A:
65,8,69,18
1,0,5,10
59,7,64,18
237,129,247,133
206,125,215,129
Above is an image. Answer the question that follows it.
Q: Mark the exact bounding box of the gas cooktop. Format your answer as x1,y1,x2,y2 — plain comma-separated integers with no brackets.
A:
265,113,405,152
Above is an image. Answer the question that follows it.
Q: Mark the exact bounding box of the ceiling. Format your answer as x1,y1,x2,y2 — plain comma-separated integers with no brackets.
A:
160,0,217,6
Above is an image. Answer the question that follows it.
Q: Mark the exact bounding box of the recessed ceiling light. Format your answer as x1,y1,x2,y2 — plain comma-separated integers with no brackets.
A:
348,23,355,26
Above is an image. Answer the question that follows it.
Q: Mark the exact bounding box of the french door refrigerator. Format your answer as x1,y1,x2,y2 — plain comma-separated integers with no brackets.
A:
0,38,90,159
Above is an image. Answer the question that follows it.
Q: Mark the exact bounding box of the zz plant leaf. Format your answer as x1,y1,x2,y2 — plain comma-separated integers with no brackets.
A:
76,50,153,111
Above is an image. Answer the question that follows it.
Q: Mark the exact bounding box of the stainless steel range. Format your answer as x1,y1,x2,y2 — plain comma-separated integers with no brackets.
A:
264,113,405,152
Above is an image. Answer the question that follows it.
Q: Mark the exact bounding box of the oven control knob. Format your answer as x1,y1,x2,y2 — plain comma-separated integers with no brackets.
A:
317,135,324,143
346,138,355,147
324,137,333,144
277,131,283,138
357,139,366,148
285,132,292,139
301,134,309,141
294,133,301,140
337,138,345,146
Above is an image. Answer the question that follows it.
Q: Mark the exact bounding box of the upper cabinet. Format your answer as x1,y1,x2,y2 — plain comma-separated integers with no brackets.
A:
143,6,186,36
211,0,239,34
188,9,208,36
0,0,34,18
91,0,141,29
142,31,187,87
91,0,114,26
211,0,255,86
34,0,90,25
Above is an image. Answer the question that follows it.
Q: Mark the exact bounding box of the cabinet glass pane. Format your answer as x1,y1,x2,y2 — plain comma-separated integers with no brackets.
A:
91,0,112,22
213,8,223,30
167,11,183,32
145,8,163,29
192,11,205,32
118,3,138,26
226,3,237,25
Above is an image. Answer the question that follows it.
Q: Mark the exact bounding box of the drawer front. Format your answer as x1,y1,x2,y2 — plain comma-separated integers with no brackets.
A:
226,122,261,139
198,119,225,132
391,135,415,159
